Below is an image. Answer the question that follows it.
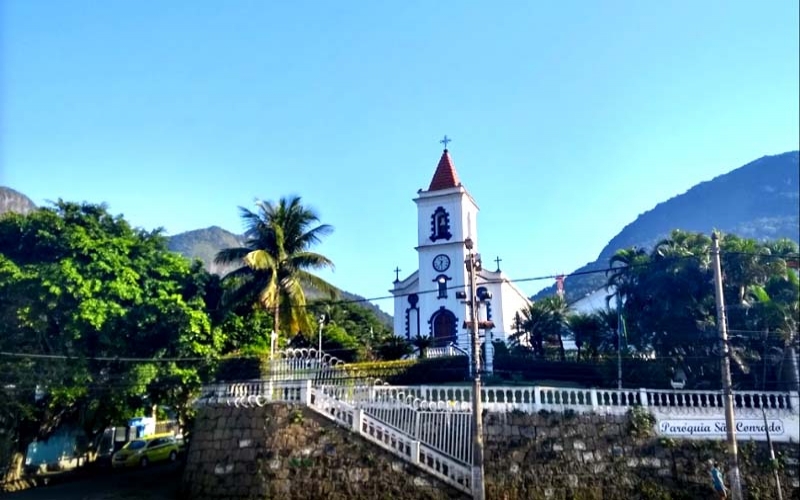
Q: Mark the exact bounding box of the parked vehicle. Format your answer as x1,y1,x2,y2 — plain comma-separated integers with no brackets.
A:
111,433,181,469
96,417,180,467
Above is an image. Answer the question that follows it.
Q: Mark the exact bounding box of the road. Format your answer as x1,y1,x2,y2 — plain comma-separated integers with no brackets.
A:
4,463,182,500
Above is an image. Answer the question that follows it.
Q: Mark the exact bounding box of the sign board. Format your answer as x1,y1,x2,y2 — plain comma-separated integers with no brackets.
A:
657,419,785,438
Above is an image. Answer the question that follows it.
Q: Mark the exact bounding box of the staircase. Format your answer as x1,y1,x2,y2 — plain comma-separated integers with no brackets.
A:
198,377,473,495
309,384,472,493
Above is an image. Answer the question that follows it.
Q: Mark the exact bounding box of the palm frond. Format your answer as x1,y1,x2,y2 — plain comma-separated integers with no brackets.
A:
244,249,278,271
219,274,260,309
220,265,256,282
296,270,338,299
291,251,335,271
214,247,250,266
295,224,334,250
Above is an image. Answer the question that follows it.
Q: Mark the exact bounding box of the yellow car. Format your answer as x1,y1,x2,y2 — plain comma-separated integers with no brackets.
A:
111,433,180,468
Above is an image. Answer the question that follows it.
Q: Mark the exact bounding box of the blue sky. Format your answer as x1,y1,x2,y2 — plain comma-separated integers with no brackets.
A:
2,0,798,313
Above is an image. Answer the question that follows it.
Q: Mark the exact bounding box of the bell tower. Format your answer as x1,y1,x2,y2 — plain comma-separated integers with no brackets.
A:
412,138,479,347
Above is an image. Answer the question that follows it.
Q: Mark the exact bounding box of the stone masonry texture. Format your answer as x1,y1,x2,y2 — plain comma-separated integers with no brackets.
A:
181,404,466,500
183,405,799,500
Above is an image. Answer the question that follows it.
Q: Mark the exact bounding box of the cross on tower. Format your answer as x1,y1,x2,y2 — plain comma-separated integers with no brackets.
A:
439,135,452,150
393,267,402,282
494,256,502,272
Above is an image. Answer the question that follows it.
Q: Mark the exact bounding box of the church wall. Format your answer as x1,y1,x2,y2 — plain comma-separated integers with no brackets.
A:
456,194,478,246
412,189,478,348
418,279,470,344
497,281,530,342
413,189,478,251
392,292,406,338
471,277,529,346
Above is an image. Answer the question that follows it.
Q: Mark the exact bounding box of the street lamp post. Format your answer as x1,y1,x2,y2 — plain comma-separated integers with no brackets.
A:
318,314,325,360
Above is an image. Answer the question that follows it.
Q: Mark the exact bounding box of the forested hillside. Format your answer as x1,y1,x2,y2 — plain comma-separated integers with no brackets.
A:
534,151,800,302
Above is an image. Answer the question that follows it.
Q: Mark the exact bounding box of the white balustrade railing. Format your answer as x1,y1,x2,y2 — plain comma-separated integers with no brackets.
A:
365,385,798,417
316,384,473,464
195,380,305,407
403,342,468,360
199,381,797,414
309,386,471,493
194,378,800,493
196,381,798,417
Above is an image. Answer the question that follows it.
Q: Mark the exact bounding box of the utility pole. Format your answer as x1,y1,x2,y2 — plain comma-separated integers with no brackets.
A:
711,231,743,500
762,407,783,500
464,237,486,500
616,293,623,390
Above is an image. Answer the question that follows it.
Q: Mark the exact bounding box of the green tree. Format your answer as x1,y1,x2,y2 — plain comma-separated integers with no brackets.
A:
567,312,618,361
214,196,338,346
512,296,569,360
605,230,798,389
605,247,649,308
0,202,220,479
306,299,395,361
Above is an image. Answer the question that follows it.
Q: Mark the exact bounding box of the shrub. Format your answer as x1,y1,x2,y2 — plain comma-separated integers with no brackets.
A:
627,406,656,438
215,354,264,381
494,354,603,386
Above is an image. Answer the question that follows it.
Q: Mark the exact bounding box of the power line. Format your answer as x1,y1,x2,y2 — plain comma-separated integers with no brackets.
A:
254,249,797,310
0,351,212,362
1,252,795,362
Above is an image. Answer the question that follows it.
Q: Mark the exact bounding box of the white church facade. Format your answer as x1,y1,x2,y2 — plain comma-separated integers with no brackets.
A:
390,144,531,350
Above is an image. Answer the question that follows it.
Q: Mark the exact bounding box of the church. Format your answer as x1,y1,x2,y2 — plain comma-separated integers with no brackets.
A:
390,141,531,351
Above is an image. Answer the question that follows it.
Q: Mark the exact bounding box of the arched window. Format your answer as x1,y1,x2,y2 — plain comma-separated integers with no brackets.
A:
434,275,449,299
429,207,452,241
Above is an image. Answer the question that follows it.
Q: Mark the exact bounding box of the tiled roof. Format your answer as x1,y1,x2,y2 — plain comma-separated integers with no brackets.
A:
428,149,461,191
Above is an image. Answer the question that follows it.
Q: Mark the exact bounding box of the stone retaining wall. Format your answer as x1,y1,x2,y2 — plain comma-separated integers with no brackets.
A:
484,410,799,499
184,404,800,500
181,404,466,500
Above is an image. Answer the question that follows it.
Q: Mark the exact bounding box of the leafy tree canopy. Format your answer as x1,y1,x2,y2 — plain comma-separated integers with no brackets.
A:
0,201,221,454
601,230,799,389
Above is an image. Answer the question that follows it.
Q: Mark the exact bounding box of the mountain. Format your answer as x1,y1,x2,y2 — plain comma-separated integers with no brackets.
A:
166,227,394,327
167,226,244,276
534,151,800,303
0,187,37,216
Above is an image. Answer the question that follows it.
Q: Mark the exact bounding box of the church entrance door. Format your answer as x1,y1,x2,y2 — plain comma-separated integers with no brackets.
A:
431,309,457,347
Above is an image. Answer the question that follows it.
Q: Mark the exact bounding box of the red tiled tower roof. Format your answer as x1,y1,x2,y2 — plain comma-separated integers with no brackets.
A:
428,149,461,191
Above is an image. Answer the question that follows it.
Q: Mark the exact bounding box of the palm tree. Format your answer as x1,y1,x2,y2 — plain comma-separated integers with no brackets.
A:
721,234,772,304
517,296,569,361
215,196,338,345
568,311,619,361
744,274,800,392
567,313,597,361
605,247,649,308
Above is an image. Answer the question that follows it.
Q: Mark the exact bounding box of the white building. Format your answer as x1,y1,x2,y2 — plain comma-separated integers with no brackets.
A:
568,286,615,315
390,145,531,352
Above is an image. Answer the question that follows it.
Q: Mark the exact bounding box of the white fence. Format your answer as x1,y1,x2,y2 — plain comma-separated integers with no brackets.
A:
195,378,800,496
308,385,472,493
264,348,345,383
403,343,469,360
196,380,305,407
316,384,473,465
373,385,797,414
